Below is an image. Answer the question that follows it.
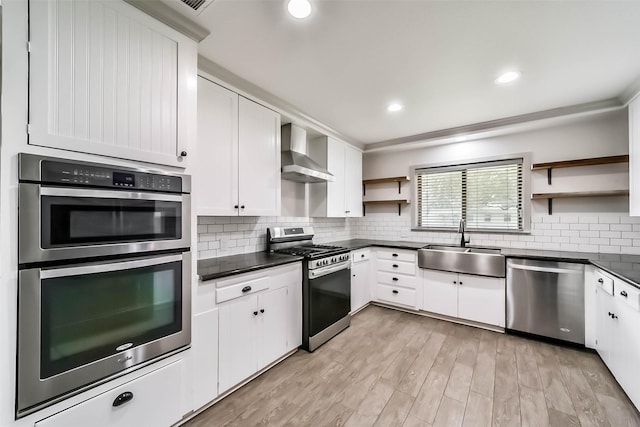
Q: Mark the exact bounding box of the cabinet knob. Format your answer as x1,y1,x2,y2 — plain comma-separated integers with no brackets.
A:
361,254,365,258
260,309,265,314
242,286,252,293
621,290,628,298
112,392,134,407
459,281,463,285
453,281,457,284
180,151,187,157
392,277,399,281
392,290,399,294
612,313,618,319
598,278,604,284
253,311,258,316
241,205,245,209
234,205,239,209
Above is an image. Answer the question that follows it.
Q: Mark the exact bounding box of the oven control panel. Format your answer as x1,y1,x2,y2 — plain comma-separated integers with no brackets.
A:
310,253,350,269
38,160,184,193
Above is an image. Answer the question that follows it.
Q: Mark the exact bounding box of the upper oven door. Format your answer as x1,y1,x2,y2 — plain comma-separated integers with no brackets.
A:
19,184,191,264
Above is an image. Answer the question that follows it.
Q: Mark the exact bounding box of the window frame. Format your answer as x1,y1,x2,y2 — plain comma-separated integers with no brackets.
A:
410,153,531,233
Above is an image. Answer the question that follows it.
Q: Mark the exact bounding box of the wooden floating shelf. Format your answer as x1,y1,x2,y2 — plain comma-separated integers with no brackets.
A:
532,190,629,215
531,154,628,172
532,190,629,200
362,176,410,185
362,199,410,216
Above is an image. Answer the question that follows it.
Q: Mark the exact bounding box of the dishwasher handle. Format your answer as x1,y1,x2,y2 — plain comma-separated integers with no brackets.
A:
508,263,583,275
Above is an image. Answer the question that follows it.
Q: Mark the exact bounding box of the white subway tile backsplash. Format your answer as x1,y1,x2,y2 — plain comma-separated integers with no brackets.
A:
197,213,640,259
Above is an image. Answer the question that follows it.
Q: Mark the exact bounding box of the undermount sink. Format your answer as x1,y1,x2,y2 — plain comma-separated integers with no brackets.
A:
418,245,505,277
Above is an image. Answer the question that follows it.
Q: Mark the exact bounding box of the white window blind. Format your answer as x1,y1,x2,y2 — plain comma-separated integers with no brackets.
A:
416,159,523,231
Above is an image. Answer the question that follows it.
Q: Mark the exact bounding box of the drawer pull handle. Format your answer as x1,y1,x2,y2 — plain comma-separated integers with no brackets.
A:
113,391,134,407
392,290,399,294
598,278,604,284
392,264,399,268
392,277,399,281
621,290,628,298
392,253,398,257
242,286,252,293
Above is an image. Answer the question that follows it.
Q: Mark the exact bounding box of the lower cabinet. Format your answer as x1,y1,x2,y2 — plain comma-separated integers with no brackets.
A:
423,270,505,327
192,308,219,411
372,248,419,309
351,249,371,313
35,361,184,427
594,269,640,409
215,263,301,394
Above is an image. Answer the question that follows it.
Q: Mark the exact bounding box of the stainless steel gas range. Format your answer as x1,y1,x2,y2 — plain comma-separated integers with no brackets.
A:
267,227,350,351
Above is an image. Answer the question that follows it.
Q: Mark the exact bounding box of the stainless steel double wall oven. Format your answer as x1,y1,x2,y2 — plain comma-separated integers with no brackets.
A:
16,154,192,417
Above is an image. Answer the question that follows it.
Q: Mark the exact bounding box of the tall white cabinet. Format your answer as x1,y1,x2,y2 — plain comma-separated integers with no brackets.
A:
28,0,197,167
308,136,362,217
196,77,281,216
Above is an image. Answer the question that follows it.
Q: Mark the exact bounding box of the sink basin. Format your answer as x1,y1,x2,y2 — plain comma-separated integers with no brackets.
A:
418,245,505,277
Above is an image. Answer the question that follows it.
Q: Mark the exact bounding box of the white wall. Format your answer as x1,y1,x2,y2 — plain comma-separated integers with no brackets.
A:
358,109,636,253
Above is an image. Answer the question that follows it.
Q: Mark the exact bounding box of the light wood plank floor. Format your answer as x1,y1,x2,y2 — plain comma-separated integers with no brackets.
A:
185,305,640,427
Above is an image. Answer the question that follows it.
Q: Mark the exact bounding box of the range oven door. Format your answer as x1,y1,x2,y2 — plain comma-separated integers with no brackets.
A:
16,252,191,416
19,184,190,264
308,264,351,338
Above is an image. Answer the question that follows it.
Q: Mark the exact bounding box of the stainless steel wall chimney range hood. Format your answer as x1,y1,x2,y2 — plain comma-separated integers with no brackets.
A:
281,124,335,183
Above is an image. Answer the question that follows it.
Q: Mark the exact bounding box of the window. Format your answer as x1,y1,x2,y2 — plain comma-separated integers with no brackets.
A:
414,158,525,232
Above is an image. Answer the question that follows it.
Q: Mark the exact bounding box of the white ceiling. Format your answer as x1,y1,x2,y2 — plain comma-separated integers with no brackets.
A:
187,0,640,146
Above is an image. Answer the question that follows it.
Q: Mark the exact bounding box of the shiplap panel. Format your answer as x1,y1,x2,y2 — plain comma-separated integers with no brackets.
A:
29,0,186,166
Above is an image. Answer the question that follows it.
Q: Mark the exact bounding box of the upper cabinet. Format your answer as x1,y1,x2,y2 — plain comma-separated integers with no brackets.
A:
196,77,281,216
630,95,640,215
28,0,197,168
309,136,363,218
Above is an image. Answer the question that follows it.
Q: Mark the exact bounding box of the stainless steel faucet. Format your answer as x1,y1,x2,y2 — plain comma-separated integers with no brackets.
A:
458,218,470,247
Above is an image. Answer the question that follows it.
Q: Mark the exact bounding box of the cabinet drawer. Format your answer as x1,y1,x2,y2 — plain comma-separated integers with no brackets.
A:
377,271,419,289
352,249,370,263
377,259,416,276
616,280,640,312
216,276,270,303
36,361,183,427
376,249,416,263
595,271,614,295
376,284,416,308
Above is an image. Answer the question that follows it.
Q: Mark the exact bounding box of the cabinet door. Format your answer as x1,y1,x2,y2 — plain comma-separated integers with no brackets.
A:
594,285,615,367
611,282,640,408
345,145,363,217
423,270,458,318
238,97,281,216
457,275,505,327
36,361,183,427
218,295,258,393
29,0,195,167
196,77,239,215
351,259,370,312
257,287,289,369
192,308,219,410
326,138,346,217
630,96,640,215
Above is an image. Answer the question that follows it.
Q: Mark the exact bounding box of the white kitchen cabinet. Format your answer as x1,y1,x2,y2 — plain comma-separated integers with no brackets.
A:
196,77,281,216
192,308,219,411
423,270,505,327
351,249,371,313
372,248,419,309
36,361,184,427
594,269,640,409
630,95,640,215
213,263,301,394
29,0,197,167
309,136,363,218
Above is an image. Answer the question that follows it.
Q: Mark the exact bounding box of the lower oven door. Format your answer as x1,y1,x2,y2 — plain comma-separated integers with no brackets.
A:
16,252,191,417
308,264,351,338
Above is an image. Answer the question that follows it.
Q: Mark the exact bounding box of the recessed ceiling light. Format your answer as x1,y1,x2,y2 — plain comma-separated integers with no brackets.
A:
387,103,403,112
455,136,467,142
495,71,521,84
288,0,311,19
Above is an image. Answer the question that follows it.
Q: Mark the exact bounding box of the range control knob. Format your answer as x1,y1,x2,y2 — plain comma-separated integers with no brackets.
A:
331,257,336,263
316,261,322,267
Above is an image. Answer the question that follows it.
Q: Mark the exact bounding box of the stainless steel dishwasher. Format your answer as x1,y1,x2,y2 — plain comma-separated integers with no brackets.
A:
506,258,585,344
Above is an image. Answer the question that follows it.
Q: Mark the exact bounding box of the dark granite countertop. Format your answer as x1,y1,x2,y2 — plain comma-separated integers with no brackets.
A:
198,252,303,282
325,239,640,288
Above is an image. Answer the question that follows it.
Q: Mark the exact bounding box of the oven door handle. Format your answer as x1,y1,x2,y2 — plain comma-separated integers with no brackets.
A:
40,254,185,279
309,261,350,279
39,186,183,202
